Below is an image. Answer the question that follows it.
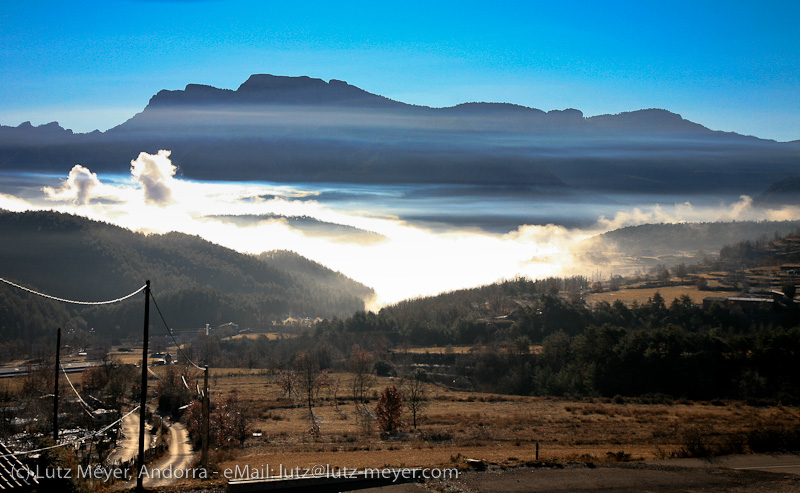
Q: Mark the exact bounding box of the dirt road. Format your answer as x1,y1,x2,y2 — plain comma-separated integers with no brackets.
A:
140,421,196,489
114,419,196,490
107,411,150,465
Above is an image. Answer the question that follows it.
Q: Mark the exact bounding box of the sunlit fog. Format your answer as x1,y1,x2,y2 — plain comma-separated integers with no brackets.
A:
3,150,799,307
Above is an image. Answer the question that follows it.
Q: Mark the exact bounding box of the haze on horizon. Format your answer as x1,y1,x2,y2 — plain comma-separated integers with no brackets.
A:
1,1,799,141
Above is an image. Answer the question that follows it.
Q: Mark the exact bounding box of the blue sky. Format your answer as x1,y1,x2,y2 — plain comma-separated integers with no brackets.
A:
1,0,798,140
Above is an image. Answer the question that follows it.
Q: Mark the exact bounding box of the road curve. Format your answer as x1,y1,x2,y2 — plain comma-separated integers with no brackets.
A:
141,421,196,488
107,411,149,465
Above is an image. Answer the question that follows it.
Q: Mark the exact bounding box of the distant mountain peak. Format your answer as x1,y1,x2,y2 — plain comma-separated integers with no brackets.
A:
144,74,401,109
0,120,73,140
587,108,709,133
237,74,328,92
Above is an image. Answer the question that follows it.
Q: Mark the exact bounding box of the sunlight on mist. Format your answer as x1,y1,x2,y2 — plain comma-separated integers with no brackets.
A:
9,150,800,307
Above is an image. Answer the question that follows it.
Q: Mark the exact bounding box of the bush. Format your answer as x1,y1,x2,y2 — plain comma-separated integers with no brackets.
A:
675,426,745,458
747,425,800,453
375,385,403,435
419,429,453,442
372,360,397,377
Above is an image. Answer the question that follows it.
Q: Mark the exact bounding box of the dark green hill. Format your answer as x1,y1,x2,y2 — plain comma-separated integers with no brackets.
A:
755,176,800,206
210,214,386,243
585,220,800,256
258,250,373,302
0,210,373,349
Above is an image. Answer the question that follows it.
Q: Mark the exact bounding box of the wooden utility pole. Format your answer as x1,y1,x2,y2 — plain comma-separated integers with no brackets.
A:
53,327,61,443
201,365,209,470
136,280,150,493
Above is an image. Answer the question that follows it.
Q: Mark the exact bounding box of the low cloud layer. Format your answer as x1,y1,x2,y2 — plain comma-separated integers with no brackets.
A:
0,192,33,212
2,149,797,307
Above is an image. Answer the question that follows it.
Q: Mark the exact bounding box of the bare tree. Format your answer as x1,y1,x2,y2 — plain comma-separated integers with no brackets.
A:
401,369,429,429
292,351,325,435
328,373,343,410
276,369,298,401
349,345,376,434
293,351,320,415
349,345,375,405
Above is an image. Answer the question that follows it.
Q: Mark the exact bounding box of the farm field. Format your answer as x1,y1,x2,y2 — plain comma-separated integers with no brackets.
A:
171,368,800,478
584,285,730,306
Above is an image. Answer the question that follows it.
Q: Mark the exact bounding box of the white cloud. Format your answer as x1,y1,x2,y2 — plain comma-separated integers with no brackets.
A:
130,150,177,206
42,164,104,205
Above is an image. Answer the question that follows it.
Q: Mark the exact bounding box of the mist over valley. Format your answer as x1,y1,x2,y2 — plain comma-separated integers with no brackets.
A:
1,75,799,305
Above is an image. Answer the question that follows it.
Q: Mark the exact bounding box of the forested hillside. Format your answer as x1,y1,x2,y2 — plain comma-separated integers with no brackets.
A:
0,210,372,353
297,229,800,400
586,220,800,256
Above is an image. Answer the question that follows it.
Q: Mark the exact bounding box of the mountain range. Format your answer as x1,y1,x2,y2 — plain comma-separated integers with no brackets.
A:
2,74,799,195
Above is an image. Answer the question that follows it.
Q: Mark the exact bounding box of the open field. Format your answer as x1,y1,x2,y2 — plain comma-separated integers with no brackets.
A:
222,332,297,341
173,369,800,477
586,257,800,308
585,285,732,307
391,346,477,355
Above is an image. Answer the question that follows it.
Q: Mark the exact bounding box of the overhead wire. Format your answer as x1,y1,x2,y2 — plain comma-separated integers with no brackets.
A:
87,394,109,408
0,276,201,371
149,291,204,371
0,277,210,458
60,364,95,418
0,277,146,305
0,406,140,458
1,277,210,444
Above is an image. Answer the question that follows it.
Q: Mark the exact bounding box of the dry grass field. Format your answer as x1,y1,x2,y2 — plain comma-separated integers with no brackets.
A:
222,332,297,341
586,260,800,308
4,354,798,491
391,346,477,355
584,285,731,307
187,369,800,476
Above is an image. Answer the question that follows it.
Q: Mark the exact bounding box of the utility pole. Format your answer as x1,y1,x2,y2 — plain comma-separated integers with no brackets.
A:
53,327,61,443
201,365,209,471
136,281,150,493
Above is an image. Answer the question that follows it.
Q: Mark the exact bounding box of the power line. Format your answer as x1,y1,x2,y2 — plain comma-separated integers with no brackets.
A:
148,291,204,371
0,406,140,458
60,363,95,418
0,277,146,305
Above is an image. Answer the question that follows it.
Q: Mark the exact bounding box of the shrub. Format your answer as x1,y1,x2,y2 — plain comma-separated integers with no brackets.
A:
372,360,397,377
375,385,403,435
